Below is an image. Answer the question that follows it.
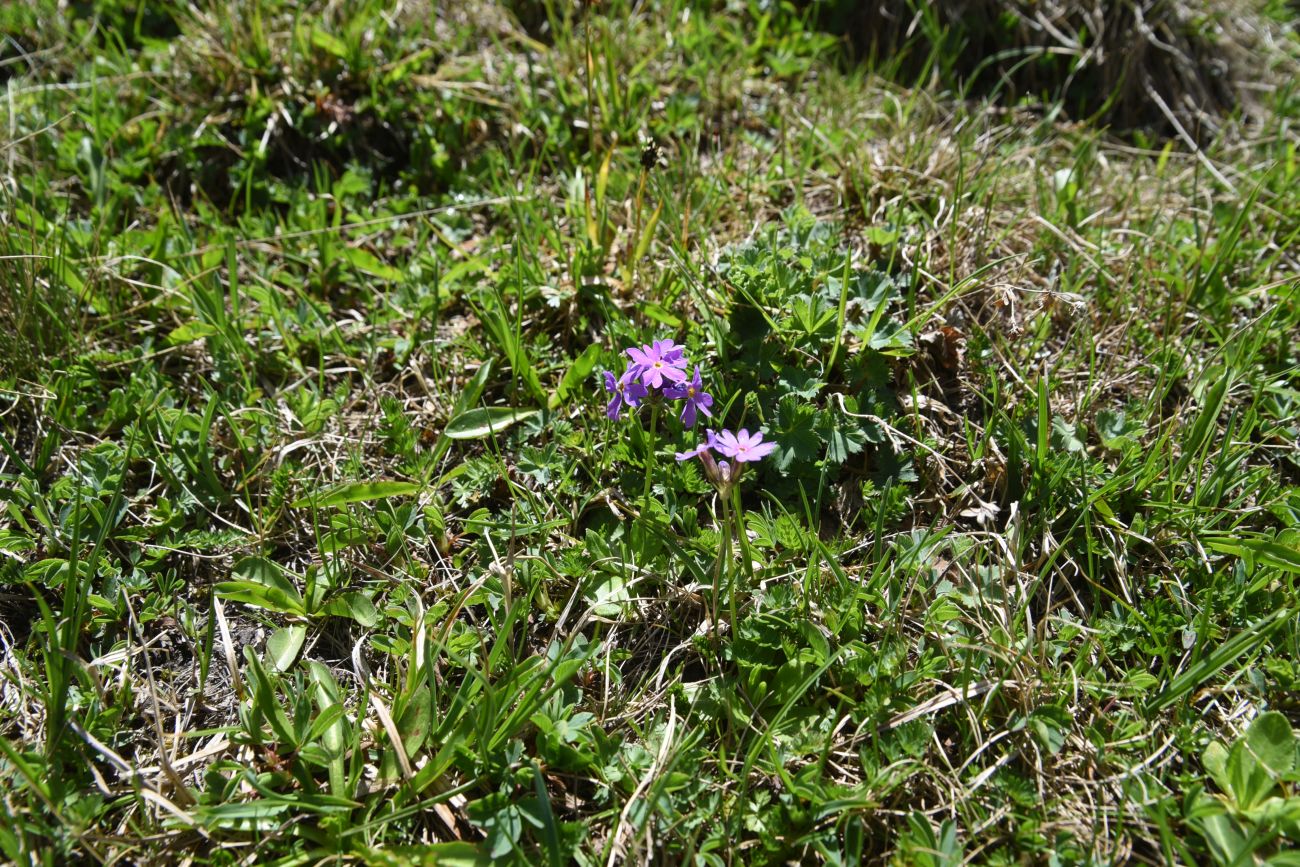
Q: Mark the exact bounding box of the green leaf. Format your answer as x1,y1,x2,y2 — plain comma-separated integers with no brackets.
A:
341,247,404,281
166,321,220,345
1247,712,1296,776
1146,608,1292,713
587,574,631,618
322,591,378,627
266,625,306,672
550,344,601,409
816,410,868,464
633,200,662,263
397,686,432,755
1028,706,1070,755
1204,741,1231,794
772,397,820,471
0,530,36,555
310,28,349,59
641,301,681,328
292,480,422,509
1097,409,1144,451
1051,415,1086,454
353,843,491,867
216,557,305,616
445,407,539,440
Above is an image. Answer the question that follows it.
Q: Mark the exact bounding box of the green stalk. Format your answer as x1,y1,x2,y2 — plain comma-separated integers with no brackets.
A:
730,484,755,587
715,492,733,640
630,166,647,285
642,402,661,516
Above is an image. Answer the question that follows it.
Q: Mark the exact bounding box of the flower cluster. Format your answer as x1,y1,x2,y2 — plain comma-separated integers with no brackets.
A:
603,339,714,427
675,428,776,491
603,336,778,494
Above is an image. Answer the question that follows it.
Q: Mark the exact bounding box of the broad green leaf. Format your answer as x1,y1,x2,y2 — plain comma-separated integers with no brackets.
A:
641,301,682,328
445,407,539,440
633,200,662,263
1247,711,1296,776
1204,741,1231,794
166,321,220,345
292,480,421,509
396,685,432,755
217,557,305,616
1253,539,1300,574
587,574,630,618
353,843,491,867
310,28,349,59
342,247,404,281
266,625,305,672
322,591,378,627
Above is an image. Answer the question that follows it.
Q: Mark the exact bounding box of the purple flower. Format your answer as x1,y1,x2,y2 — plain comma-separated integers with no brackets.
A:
626,341,689,390
651,339,688,367
710,429,776,463
676,431,733,488
603,369,648,420
664,366,714,428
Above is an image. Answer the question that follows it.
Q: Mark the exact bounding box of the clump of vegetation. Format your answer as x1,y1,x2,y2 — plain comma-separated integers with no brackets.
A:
0,0,1297,863
814,0,1297,139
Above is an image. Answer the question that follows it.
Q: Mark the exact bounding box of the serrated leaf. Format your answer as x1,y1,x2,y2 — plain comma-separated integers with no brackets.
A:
292,480,421,509
1097,409,1143,451
816,411,868,464
445,407,539,439
1051,415,1086,454
772,397,820,471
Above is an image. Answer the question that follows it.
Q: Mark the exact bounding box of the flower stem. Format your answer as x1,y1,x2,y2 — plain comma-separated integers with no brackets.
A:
730,485,755,589
642,401,660,516
715,491,732,639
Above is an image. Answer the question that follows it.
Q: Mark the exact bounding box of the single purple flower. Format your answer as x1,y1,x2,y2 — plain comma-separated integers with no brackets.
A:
651,339,688,368
710,428,776,463
603,369,648,420
664,366,714,428
626,341,689,390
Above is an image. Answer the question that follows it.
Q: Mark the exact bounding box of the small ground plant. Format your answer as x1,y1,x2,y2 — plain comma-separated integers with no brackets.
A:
0,0,1298,864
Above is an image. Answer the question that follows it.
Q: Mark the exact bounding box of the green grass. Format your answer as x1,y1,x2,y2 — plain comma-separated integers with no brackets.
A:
1,0,1298,864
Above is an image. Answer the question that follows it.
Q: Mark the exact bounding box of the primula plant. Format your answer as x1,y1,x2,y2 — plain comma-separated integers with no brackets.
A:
603,339,776,635
602,338,713,513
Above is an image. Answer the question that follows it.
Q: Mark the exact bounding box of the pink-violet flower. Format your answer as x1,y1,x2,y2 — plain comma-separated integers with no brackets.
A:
626,341,689,390
676,431,734,489
603,369,648,420
709,428,776,463
664,365,713,428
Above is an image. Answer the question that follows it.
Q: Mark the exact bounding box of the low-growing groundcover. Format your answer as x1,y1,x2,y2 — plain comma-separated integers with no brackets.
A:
1,0,1299,863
